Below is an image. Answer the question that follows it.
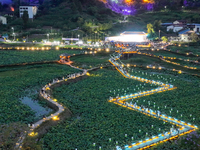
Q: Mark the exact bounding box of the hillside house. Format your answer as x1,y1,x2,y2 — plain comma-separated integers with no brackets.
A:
19,6,37,19
0,16,7,24
166,20,187,32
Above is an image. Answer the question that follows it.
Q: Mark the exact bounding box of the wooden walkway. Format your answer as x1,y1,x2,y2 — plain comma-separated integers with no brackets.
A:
109,50,198,150
15,66,87,149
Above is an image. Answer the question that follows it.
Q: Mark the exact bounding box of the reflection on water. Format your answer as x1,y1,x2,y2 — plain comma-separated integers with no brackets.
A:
20,96,51,118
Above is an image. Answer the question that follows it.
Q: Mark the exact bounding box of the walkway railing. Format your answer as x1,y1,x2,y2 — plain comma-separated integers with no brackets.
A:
15,67,87,149
109,50,198,150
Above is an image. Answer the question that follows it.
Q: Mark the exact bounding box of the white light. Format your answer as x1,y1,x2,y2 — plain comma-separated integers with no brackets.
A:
106,34,147,42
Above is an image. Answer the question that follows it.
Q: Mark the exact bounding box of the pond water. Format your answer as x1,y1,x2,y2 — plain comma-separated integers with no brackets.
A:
20,96,52,118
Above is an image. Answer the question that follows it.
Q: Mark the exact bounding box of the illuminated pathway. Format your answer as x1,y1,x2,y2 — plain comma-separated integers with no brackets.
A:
15,49,198,150
109,51,198,150
15,66,87,149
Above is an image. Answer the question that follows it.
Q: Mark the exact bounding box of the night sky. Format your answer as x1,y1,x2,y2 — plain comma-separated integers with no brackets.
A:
0,0,13,4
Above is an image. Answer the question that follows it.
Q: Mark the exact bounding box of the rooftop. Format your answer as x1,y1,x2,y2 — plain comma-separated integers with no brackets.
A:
120,31,147,35
178,28,191,35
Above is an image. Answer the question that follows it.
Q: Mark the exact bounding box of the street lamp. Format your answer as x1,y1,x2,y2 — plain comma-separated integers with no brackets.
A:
159,30,160,41
95,32,97,43
11,27,14,33
13,33,15,41
11,27,15,41
47,34,49,42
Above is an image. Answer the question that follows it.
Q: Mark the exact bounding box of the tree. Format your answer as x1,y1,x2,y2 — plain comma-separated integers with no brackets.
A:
22,10,29,27
39,0,43,5
74,0,83,12
147,23,157,40
71,2,78,13
153,20,161,31
147,23,154,34
0,2,2,12
190,32,199,42
161,36,168,42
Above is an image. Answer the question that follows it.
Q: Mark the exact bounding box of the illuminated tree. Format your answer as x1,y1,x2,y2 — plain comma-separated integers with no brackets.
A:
147,23,157,40
161,36,168,42
147,23,154,34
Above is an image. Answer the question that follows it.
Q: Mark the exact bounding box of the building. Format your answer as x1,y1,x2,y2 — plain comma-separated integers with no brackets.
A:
169,28,195,42
105,31,148,43
162,20,200,34
0,16,7,24
187,23,200,33
19,6,37,19
178,29,195,42
166,20,187,32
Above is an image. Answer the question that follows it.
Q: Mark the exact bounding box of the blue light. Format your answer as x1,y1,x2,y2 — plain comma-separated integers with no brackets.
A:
125,145,129,148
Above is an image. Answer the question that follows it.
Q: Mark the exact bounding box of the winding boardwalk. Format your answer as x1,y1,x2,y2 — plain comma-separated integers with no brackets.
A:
15,65,87,149
109,50,198,150
15,48,198,150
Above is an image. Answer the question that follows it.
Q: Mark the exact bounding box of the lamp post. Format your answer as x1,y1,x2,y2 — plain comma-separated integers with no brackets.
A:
159,30,160,41
13,33,15,41
11,27,15,41
47,34,49,42
78,34,80,45
94,31,98,44
12,27,14,33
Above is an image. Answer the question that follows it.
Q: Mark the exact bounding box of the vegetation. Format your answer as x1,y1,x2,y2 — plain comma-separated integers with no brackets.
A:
0,49,81,65
41,69,172,149
125,67,200,149
22,10,29,28
161,36,168,42
168,45,200,55
0,63,78,124
1,0,200,42
71,51,112,69
0,122,29,149
0,44,199,149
